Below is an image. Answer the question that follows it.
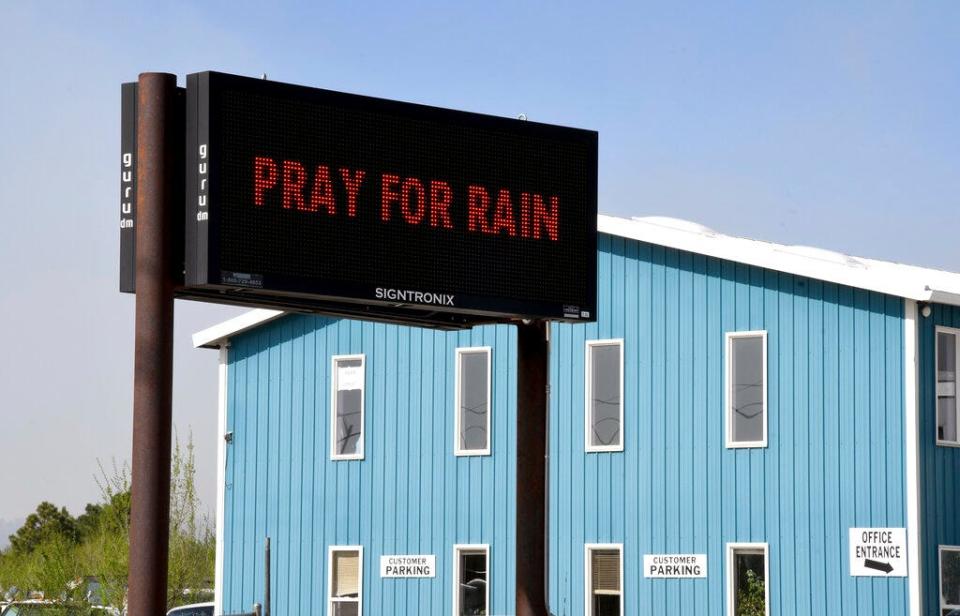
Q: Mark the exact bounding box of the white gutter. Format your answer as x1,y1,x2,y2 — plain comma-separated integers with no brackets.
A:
214,345,229,615
904,300,922,615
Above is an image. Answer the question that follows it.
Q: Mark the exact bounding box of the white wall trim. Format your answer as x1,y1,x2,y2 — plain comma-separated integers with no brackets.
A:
584,339,625,453
905,300,922,616
453,544,489,616
724,331,768,449
454,347,493,456
213,345,228,616
328,545,364,615
725,542,769,616
331,354,366,460
584,543,624,616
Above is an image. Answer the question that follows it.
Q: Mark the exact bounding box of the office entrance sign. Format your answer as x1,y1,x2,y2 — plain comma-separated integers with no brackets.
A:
849,527,907,577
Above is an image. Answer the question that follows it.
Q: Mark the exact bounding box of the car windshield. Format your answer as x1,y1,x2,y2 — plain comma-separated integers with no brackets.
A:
167,608,213,616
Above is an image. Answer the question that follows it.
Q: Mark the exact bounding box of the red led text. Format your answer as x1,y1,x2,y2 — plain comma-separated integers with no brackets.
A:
251,156,559,241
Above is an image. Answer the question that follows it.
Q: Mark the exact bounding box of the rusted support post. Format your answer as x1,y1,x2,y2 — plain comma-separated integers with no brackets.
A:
128,71,178,616
516,320,549,616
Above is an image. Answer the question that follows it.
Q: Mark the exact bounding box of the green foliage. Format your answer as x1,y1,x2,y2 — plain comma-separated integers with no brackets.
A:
736,569,766,616
167,431,215,608
0,429,214,611
9,502,80,554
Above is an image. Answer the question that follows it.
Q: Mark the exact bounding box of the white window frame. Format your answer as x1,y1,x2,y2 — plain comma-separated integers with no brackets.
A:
584,543,624,616
454,347,492,456
584,339,625,453
453,543,489,616
726,542,769,616
936,326,960,447
331,354,365,460
725,331,768,449
328,545,363,615
941,545,960,612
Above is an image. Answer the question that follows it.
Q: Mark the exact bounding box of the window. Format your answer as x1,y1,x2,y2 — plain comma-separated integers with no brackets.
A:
726,543,768,616
455,347,491,455
585,340,624,452
942,546,960,615
585,544,622,616
937,328,960,445
454,544,488,615
331,355,365,460
725,331,767,448
329,546,362,616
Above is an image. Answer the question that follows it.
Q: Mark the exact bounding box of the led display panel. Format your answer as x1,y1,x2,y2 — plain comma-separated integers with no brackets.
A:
184,71,597,323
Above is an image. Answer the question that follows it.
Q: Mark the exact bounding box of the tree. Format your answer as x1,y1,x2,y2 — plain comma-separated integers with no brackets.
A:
0,430,212,610
75,504,104,541
8,502,79,554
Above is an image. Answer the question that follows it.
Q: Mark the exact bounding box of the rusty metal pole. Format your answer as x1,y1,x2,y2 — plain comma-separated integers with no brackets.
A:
128,72,178,616
516,320,549,616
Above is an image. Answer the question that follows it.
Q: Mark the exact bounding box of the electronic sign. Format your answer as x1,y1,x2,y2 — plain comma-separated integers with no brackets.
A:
183,71,597,323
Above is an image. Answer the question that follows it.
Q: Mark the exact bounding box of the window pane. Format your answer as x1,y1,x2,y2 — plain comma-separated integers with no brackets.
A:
459,351,489,451
731,336,764,443
332,603,359,616
591,549,621,593
335,359,363,455
939,333,958,443
458,551,487,615
590,548,621,616
939,398,958,443
593,595,621,616
939,333,957,385
590,344,621,448
332,550,360,598
942,549,960,608
734,551,766,614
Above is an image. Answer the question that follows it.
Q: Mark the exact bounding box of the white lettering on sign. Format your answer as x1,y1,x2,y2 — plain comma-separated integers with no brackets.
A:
196,143,209,221
120,151,134,227
380,555,435,578
643,554,707,579
849,527,907,577
337,366,363,391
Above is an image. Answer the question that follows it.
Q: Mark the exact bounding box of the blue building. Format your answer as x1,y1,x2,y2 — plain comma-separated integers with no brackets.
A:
194,215,960,615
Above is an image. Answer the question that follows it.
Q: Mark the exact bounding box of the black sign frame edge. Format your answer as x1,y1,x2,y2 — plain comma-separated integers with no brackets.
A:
197,70,599,143
181,71,597,324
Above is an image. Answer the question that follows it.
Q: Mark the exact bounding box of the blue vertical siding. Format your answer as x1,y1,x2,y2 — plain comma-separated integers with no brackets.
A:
548,233,908,615
222,317,517,615
919,303,960,615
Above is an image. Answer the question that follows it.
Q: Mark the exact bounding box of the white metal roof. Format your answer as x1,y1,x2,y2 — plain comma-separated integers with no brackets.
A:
193,308,284,349
600,215,960,306
193,214,960,348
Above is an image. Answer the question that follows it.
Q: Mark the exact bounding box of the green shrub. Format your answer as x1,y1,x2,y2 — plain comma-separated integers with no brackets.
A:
0,430,214,611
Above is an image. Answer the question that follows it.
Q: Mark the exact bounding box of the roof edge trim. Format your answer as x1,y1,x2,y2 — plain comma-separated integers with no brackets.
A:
192,309,284,349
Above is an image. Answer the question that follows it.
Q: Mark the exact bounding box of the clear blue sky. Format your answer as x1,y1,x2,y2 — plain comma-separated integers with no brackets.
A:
1,1,958,533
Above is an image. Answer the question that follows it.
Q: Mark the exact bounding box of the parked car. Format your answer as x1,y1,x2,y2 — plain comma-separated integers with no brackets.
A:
166,603,214,616
0,600,119,615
